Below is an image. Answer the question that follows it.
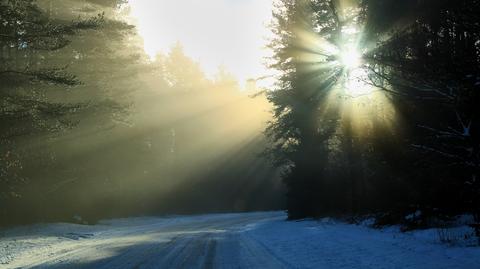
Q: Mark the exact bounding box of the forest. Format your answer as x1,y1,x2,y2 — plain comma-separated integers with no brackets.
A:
0,0,283,226
266,0,480,236
1,0,479,242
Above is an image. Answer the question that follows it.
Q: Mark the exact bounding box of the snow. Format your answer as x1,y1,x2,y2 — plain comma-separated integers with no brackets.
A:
0,211,479,268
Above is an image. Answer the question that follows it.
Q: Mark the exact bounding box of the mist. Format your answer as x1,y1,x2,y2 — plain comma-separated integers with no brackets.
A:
2,0,480,267
0,0,283,226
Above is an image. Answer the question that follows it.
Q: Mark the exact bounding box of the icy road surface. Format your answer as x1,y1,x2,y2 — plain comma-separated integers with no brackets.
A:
1,211,480,268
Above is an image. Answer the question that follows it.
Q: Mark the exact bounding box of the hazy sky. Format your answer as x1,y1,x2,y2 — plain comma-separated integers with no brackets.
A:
129,0,274,85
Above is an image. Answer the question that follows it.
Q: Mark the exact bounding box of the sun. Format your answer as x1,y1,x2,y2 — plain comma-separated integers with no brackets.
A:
337,47,373,97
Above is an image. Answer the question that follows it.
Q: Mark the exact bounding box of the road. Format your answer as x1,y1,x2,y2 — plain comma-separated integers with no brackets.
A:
1,212,287,269
2,211,480,269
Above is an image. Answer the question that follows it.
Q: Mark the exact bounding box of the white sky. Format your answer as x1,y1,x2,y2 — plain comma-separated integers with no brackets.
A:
128,0,274,85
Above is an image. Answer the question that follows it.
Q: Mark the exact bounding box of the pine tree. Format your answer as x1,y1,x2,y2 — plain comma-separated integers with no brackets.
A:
267,0,348,218
362,0,480,227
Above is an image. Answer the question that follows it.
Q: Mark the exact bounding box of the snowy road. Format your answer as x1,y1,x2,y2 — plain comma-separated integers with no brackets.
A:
1,211,480,268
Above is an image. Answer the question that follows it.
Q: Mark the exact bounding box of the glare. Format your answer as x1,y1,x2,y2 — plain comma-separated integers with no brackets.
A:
337,44,371,97
340,47,361,70
128,0,274,87
295,6,395,138
345,68,373,97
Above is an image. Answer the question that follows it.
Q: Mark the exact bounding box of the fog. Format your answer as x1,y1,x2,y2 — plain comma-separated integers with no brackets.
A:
4,0,478,232
1,0,283,225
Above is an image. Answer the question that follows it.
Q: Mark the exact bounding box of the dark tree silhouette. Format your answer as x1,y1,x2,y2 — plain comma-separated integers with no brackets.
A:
268,0,480,235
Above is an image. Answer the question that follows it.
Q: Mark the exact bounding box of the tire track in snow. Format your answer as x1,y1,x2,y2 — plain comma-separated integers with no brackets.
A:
1,212,288,269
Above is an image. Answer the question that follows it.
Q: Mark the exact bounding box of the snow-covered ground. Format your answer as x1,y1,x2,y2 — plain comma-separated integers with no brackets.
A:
1,211,479,268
